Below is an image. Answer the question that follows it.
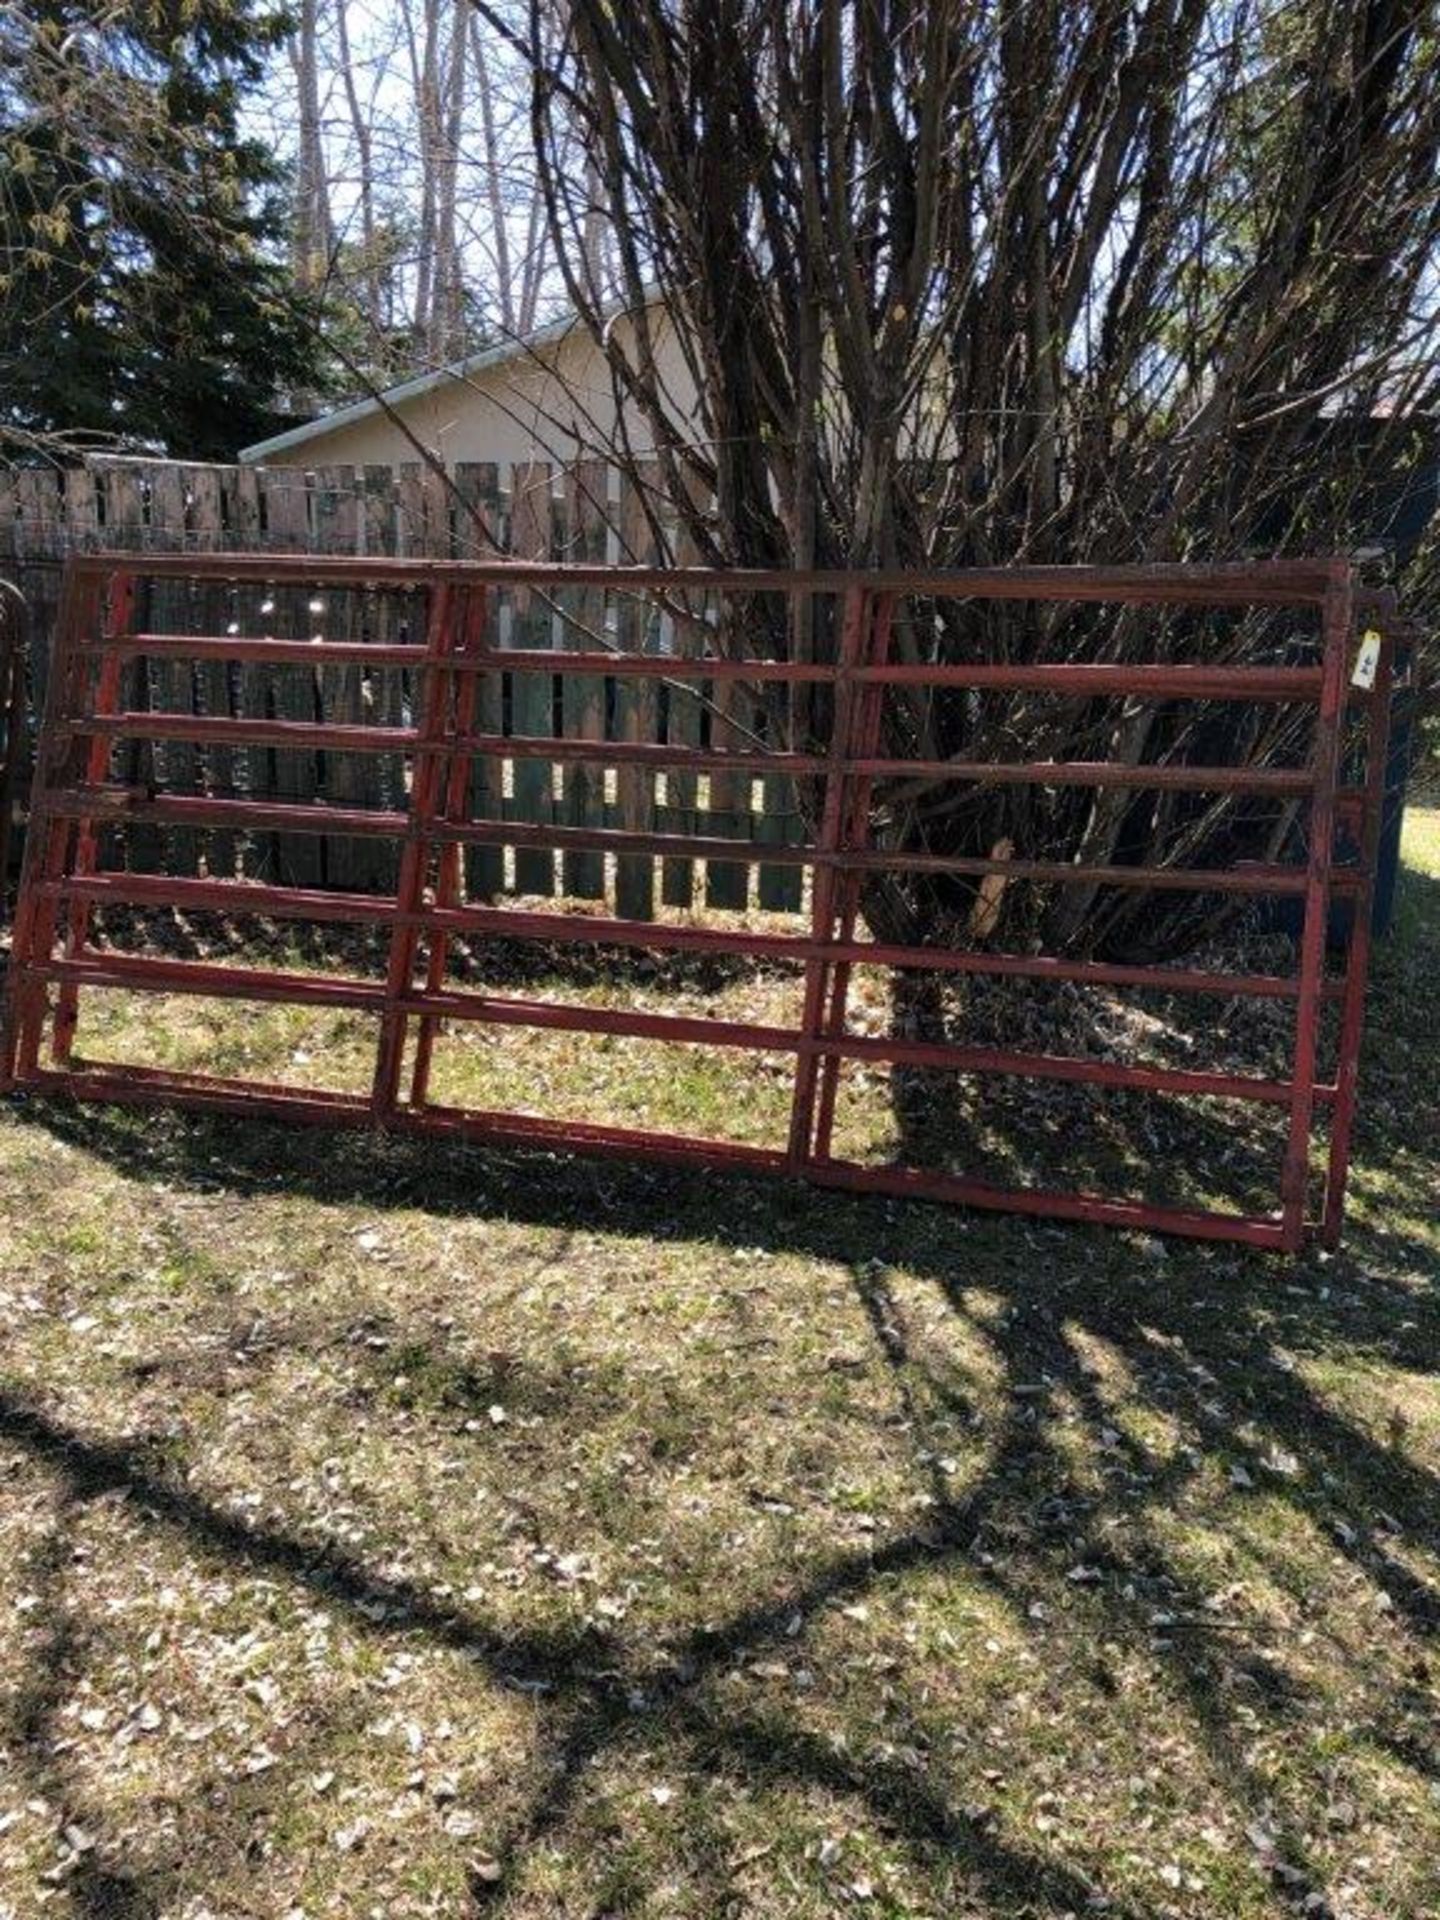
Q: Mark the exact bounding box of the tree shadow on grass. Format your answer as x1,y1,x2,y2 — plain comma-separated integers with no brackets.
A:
2,859,1436,1912
3,1080,1437,1913
0,1373,1160,1920
8,1487,163,1919
5,1464,396,1918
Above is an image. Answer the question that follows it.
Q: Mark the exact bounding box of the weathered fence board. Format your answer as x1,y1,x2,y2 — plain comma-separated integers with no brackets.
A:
8,549,1388,1254
614,464,661,920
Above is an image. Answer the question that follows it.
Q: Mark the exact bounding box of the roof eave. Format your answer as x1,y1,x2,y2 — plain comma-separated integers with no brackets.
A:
237,307,596,465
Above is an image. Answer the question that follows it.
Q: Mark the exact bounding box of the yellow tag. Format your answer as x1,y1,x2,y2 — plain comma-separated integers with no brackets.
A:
1351,630,1382,690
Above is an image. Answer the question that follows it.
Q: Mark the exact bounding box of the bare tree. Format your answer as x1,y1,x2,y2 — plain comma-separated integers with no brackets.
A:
289,0,334,293
270,0,562,374
471,0,1440,958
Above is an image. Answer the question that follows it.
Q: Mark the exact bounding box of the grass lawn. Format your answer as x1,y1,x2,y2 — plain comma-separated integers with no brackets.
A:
0,812,1436,1920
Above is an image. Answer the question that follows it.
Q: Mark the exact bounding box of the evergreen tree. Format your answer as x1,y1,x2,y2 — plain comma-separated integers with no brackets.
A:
0,2,331,458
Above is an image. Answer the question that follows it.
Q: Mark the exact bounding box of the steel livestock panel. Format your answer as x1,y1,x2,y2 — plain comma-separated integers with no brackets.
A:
0,555,1396,1251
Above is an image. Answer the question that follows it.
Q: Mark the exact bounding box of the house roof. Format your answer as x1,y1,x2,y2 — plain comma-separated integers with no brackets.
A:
237,308,592,465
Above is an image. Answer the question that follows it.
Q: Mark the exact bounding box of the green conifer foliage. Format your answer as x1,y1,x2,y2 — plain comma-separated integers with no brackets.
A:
1,2,330,457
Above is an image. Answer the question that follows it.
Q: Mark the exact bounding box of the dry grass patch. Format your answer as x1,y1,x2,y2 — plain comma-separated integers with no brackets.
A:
0,811,1436,1918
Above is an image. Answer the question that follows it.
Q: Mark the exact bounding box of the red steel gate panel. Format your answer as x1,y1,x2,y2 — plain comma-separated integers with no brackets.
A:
0,554,1397,1251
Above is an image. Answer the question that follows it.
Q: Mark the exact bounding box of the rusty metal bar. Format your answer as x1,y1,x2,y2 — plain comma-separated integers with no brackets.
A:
49,788,413,840
808,1160,1291,1249
0,581,27,927
371,581,462,1119
410,585,487,1108
21,1059,794,1172
39,871,1368,967
75,635,1331,701
1,565,106,1084
81,635,433,668
28,898,1342,1002
486,657,1327,699
1321,616,1397,1244
55,788,1369,867
52,571,137,1067
67,712,833,779
63,718,1328,798
825,1032,1327,1105
29,1058,374,1117
71,712,420,754
1278,577,1351,1249
822,850,1356,893
787,586,871,1166
48,831,1359,900
42,951,386,1009
851,759,1316,792
852,663,1326,698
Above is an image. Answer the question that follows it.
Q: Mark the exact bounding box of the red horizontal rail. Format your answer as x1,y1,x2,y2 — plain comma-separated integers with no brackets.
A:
827,1032,1323,1105
809,1160,1290,1249
20,1059,1290,1248
79,635,431,668
29,1060,374,1119
497,738,1316,798
447,813,808,867
59,717,1323,797
74,713,417,754
36,911,1343,1004
406,991,794,1053
77,636,836,681
853,759,1314,792
42,952,387,1011
833,850,1362,893
852,663,1325,698
477,648,833,681
48,789,414,840
46,872,393,926
391,1099,792,1167
46,788,821,869
441,816,1325,879
40,950,1330,1108
461,732,822,775
475,653,1329,701
38,904,1339,1002
839,949,1335,1001
47,789,1368,907
27,1063,794,1173
438,889,1363,968
68,713,830,776
42,844,1367,960
65,551,1347,604
73,635,1330,703
43,953,796,1053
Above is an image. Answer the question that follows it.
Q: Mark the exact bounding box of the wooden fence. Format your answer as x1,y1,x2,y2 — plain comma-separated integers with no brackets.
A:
0,456,806,916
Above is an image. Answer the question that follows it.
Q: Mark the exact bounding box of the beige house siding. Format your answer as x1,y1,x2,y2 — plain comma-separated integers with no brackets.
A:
241,308,697,472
